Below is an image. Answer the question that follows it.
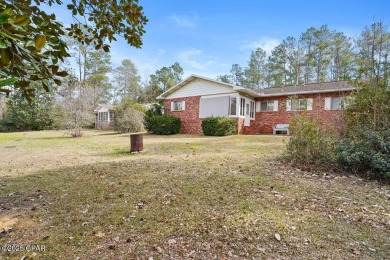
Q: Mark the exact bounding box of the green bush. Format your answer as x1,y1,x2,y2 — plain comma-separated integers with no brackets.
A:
286,115,337,169
201,117,237,136
148,114,181,135
144,103,163,132
337,127,390,179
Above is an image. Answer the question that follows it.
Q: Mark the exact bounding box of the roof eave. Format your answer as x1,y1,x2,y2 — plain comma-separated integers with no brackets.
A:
257,87,355,97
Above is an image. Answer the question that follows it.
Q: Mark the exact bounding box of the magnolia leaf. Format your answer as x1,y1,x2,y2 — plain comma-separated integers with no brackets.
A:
14,15,30,26
51,65,59,75
1,48,12,66
56,71,68,77
53,79,62,85
39,21,49,27
35,35,46,51
0,13,10,25
0,39,8,49
0,77,18,87
3,9,12,16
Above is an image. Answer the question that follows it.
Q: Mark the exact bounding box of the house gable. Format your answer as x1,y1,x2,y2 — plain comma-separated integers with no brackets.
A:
165,78,236,99
97,106,109,113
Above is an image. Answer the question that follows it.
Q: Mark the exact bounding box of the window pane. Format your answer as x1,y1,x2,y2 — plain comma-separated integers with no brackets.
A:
240,98,245,116
299,99,307,110
230,97,237,115
174,101,182,111
260,102,267,111
331,97,341,110
292,100,299,110
267,101,274,111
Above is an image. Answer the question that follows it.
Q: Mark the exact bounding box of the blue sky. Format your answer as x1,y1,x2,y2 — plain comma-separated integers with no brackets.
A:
52,0,390,80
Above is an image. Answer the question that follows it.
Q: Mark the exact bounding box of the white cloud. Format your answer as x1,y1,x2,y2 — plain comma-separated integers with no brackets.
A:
177,49,205,70
239,37,280,55
169,14,197,28
157,48,166,55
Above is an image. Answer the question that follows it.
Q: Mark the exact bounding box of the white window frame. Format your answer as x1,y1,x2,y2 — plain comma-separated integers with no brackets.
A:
98,111,109,121
229,96,237,116
250,100,255,119
257,100,279,112
286,98,313,111
171,101,185,111
240,98,245,116
325,97,351,110
109,112,114,121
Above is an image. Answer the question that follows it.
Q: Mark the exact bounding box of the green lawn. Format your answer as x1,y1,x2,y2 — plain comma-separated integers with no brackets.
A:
0,130,389,259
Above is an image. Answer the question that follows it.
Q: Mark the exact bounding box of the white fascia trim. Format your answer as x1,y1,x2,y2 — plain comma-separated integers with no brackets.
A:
257,88,355,97
200,92,238,99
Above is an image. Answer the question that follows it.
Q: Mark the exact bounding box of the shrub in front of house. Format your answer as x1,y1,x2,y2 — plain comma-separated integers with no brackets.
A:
337,127,390,179
144,103,163,132
286,115,337,169
148,115,181,135
201,117,237,136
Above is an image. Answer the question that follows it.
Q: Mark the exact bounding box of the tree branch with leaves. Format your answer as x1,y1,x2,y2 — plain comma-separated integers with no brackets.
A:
0,0,147,99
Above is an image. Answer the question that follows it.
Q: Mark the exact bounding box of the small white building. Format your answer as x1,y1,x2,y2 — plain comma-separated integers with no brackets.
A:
93,104,115,129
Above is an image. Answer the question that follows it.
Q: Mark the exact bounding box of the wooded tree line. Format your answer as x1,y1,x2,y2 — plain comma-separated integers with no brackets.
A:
1,20,388,132
218,22,389,89
0,34,184,131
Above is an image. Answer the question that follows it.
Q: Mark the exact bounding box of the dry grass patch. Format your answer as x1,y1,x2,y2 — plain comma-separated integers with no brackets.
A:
0,130,389,259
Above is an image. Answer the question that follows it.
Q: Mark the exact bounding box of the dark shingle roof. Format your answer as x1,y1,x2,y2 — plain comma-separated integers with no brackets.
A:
255,81,355,97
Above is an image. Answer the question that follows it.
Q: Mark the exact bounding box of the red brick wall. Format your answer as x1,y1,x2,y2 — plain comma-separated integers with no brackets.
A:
237,118,244,135
243,91,351,135
165,91,351,135
165,96,203,134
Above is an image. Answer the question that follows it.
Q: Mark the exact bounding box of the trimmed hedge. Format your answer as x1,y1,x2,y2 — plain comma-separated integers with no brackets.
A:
202,117,236,136
148,115,181,135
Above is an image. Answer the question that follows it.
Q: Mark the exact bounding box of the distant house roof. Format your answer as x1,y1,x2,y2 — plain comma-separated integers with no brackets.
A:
93,104,115,113
255,80,356,97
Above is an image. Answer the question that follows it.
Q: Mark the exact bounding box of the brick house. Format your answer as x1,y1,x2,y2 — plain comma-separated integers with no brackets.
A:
94,104,115,130
157,75,355,135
